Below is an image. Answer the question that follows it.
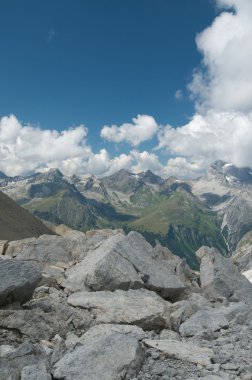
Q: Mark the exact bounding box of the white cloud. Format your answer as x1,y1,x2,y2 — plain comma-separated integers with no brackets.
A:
163,157,205,179
157,111,252,174
154,0,252,177
3,1,252,180
0,115,98,176
100,115,159,146
174,89,183,100
130,150,164,174
0,115,166,178
189,0,252,113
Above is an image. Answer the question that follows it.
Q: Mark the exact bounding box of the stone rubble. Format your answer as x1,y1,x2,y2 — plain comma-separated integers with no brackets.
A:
0,230,252,379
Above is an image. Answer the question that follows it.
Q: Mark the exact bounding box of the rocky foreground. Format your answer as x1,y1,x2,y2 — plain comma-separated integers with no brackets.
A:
0,227,252,380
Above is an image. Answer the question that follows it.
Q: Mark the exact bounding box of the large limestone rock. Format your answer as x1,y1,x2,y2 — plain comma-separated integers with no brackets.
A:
0,259,42,306
0,342,49,380
169,293,210,331
53,324,144,380
68,288,171,330
63,234,143,293
78,324,146,343
196,246,252,304
143,339,214,366
0,308,67,342
64,231,185,300
7,235,84,266
179,308,229,337
21,362,51,380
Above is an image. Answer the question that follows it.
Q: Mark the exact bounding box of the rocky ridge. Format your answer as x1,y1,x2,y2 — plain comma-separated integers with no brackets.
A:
1,227,252,379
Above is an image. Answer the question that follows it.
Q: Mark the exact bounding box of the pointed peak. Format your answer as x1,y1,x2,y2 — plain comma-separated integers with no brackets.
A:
39,168,64,181
210,160,227,171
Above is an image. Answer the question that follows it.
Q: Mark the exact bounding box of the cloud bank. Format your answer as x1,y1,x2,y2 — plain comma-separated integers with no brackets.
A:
0,115,165,177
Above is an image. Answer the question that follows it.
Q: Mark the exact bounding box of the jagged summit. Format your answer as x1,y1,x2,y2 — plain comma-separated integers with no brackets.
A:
208,160,252,186
37,168,64,182
138,170,164,185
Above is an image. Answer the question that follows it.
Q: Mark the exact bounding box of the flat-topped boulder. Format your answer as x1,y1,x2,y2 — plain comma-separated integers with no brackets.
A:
7,234,85,267
179,308,229,337
68,288,171,330
53,324,144,380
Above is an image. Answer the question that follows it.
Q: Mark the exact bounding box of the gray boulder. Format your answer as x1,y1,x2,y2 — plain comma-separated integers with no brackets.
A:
21,362,51,380
196,246,252,304
0,259,42,306
68,288,171,330
11,235,83,266
179,308,229,337
0,342,49,380
63,234,143,293
64,231,185,300
169,293,210,331
53,324,144,380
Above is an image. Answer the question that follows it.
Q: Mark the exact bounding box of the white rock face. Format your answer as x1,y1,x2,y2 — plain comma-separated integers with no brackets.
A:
53,324,144,380
68,288,171,330
143,339,214,366
243,269,252,283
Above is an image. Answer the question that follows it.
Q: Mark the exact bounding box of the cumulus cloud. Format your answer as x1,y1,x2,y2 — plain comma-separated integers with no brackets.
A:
154,0,252,177
189,0,252,113
0,115,103,176
0,115,165,178
3,0,252,180
157,111,252,172
163,157,206,179
100,115,159,146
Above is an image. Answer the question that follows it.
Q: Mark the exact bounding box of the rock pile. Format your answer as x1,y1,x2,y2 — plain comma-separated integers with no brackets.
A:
0,229,252,379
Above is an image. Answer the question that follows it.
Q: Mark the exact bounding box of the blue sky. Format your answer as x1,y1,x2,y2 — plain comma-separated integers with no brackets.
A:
0,0,252,178
0,0,215,143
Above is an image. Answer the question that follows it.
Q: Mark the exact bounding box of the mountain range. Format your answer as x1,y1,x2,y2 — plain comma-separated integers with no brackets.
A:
1,160,252,268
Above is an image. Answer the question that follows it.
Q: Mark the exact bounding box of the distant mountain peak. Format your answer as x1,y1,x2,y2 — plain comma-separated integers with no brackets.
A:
139,170,164,185
39,168,64,181
208,161,252,186
210,160,228,171
0,170,8,179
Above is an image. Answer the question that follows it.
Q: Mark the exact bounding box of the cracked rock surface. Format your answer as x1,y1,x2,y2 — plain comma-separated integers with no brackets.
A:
1,230,252,379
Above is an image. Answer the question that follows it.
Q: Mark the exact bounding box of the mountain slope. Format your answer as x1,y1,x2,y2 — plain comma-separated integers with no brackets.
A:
192,161,252,250
0,190,53,241
0,161,251,268
1,168,134,232
126,189,227,268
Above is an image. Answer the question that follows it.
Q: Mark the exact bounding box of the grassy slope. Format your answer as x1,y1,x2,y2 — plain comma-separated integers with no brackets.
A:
126,190,228,268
